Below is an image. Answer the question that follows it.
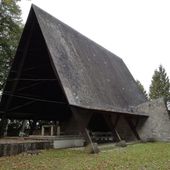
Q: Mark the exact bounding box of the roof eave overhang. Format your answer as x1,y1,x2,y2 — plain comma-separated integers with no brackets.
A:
70,105,149,117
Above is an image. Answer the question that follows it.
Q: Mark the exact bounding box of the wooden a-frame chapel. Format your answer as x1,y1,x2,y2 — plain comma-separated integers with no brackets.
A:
1,5,169,148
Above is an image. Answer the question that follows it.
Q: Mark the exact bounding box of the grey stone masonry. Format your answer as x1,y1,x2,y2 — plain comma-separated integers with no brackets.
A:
0,141,53,157
136,98,170,141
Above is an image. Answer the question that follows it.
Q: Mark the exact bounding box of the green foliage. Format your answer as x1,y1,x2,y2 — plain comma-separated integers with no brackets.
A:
7,119,22,136
136,80,148,99
0,0,23,90
149,65,170,100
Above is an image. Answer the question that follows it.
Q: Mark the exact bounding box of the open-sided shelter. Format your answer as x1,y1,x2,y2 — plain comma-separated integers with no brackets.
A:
0,5,149,144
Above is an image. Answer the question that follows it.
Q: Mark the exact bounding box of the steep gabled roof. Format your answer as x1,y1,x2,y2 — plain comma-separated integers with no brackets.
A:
0,5,148,118
32,5,147,111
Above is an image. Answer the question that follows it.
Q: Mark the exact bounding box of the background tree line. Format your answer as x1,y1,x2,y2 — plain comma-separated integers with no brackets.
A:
136,64,170,101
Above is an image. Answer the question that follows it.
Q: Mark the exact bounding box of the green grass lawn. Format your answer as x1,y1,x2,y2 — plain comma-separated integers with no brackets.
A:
0,142,170,170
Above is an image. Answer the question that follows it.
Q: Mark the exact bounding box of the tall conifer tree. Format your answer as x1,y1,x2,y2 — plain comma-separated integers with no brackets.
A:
149,65,170,100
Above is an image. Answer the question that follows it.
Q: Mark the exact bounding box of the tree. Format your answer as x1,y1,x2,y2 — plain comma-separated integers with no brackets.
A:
136,80,148,100
0,0,23,90
149,65,170,100
0,0,23,137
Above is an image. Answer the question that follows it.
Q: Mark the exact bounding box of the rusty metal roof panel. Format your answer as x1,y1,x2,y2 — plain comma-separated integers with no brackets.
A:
32,5,147,115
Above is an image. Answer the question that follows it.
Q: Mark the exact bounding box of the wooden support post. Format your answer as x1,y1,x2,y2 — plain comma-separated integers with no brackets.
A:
71,107,97,153
114,128,121,141
41,126,45,136
112,115,121,141
125,117,140,140
113,115,120,129
103,114,121,142
29,120,37,135
51,125,54,136
4,119,9,137
84,128,96,152
0,115,9,137
54,121,60,136
57,126,60,136
19,120,28,137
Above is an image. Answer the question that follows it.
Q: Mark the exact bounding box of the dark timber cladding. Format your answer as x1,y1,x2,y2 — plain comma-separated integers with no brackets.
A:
0,5,148,122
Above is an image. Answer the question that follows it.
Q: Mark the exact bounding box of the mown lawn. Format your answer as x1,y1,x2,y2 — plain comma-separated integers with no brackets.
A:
0,142,170,170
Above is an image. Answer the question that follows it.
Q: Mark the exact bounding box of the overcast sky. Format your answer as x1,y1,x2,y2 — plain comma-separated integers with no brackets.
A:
19,0,170,92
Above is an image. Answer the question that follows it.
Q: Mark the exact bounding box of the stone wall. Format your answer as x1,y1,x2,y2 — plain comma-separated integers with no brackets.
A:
53,136,85,148
0,141,53,157
136,98,170,141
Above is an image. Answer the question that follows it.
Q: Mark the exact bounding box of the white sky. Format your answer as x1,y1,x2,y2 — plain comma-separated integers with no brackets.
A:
19,0,170,92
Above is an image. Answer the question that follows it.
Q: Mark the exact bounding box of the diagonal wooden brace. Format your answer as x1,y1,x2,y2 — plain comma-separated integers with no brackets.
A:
71,107,97,153
103,114,121,142
125,116,141,140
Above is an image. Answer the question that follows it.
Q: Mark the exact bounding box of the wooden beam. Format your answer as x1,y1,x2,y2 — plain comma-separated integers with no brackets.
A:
7,101,36,112
29,120,37,135
135,117,140,128
125,116,140,140
112,115,120,128
19,120,28,137
103,114,121,142
71,107,92,142
7,79,58,81
3,20,35,115
3,92,66,105
16,82,42,92
0,19,35,137
71,107,97,153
